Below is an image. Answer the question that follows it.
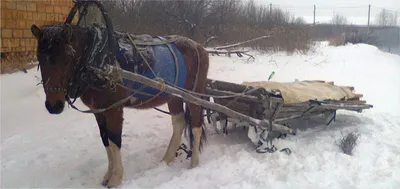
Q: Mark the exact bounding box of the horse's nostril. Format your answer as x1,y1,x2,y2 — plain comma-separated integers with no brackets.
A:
54,100,65,110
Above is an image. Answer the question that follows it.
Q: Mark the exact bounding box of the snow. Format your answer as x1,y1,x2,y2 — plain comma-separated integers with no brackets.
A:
1,42,400,188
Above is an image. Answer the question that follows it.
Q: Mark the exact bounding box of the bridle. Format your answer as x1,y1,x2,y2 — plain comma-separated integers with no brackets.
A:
41,0,121,112
38,0,105,100
38,44,81,99
44,86,68,93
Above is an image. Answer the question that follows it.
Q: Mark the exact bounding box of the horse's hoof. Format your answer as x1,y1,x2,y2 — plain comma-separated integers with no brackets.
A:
189,158,199,169
105,174,123,188
189,163,198,169
101,179,109,187
102,171,112,186
162,157,175,165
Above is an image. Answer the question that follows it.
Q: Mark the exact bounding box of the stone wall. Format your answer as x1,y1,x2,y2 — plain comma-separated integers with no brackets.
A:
1,0,78,72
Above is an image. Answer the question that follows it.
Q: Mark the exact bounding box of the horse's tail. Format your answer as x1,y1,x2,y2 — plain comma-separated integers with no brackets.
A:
184,104,207,153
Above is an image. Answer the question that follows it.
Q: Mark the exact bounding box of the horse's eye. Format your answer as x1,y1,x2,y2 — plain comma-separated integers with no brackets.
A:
37,54,46,61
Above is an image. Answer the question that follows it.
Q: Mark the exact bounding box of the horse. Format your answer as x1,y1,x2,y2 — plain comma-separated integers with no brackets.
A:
30,22,210,188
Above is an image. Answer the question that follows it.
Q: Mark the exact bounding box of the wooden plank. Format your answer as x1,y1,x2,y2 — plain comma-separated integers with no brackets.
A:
207,79,281,97
274,110,329,122
205,88,262,103
214,99,252,115
280,106,310,113
339,86,355,91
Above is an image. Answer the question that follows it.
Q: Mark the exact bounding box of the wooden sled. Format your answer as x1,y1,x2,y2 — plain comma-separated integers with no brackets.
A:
204,79,372,153
117,68,373,154
205,79,372,125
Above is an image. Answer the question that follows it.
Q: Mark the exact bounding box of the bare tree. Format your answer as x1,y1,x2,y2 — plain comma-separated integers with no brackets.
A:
95,0,311,53
375,9,397,26
330,13,348,25
293,17,306,25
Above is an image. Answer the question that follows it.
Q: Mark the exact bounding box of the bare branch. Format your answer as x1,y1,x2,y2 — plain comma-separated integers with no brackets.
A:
204,36,218,47
214,35,271,50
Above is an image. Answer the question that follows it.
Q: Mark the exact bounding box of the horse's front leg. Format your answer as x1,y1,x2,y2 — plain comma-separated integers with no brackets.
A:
94,114,114,186
95,107,124,188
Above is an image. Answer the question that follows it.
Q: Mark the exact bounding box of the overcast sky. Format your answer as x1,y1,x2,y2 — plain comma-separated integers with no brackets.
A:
254,0,400,25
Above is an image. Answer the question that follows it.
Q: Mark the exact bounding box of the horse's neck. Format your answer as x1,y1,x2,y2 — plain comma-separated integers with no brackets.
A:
72,29,89,66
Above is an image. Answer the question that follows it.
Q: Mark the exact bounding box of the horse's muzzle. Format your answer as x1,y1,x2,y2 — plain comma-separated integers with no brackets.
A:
45,100,65,114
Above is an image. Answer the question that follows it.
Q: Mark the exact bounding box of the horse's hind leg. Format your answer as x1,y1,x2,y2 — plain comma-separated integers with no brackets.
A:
187,102,205,168
163,97,185,164
187,45,209,168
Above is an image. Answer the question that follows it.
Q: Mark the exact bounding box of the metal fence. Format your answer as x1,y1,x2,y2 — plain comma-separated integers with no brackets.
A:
370,26,400,54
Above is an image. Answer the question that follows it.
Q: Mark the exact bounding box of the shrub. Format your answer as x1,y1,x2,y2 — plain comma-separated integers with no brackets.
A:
337,132,360,155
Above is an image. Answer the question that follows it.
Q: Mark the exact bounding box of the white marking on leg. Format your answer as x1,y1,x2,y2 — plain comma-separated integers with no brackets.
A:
190,127,202,168
102,146,114,186
129,97,137,104
163,112,185,164
106,140,124,188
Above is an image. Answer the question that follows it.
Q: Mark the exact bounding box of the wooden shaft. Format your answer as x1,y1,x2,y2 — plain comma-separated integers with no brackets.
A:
115,67,294,134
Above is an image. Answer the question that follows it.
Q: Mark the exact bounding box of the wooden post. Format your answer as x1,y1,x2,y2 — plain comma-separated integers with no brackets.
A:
368,4,371,26
313,5,316,25
270,3,272,17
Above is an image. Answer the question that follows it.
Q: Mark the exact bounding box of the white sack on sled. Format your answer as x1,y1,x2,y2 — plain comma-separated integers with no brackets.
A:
242,80,357,104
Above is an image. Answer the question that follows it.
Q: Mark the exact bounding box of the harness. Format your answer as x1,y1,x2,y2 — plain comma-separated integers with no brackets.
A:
59,0,202,115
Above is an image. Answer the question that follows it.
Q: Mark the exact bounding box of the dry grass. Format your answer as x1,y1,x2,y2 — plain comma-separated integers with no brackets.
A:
1,52,37,74
337,132,360,156
216,25,312,54
328,34,346,47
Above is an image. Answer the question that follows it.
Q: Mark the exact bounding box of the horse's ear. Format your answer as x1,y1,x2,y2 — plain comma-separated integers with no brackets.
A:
31,24,42,39
62,24,73,42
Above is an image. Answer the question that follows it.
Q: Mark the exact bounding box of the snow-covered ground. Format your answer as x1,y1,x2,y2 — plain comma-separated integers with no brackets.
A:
1,42,400,188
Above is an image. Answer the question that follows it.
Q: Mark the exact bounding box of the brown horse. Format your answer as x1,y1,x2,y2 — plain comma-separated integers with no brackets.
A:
31,22,209,188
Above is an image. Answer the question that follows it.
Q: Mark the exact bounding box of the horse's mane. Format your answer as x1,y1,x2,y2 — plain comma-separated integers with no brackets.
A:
37,23,89,60
39,22,87,41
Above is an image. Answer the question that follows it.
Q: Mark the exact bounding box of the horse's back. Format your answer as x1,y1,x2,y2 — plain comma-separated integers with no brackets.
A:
117,36,187,99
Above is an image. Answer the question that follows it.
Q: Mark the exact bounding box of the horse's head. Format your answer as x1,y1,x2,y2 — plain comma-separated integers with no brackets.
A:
31,23,77,114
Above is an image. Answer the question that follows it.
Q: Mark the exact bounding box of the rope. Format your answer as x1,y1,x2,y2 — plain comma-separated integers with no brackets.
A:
169,83,258,99
126,33,158,78
66,93,134,114
121,78,167,108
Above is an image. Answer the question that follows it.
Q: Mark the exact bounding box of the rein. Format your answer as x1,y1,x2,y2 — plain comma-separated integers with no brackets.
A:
57,0,203,115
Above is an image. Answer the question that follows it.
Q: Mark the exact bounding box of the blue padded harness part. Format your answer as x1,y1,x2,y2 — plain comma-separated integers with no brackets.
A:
119,38,187,99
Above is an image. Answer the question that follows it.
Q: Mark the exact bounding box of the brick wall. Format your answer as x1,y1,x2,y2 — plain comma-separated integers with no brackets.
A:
0,0,78,72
